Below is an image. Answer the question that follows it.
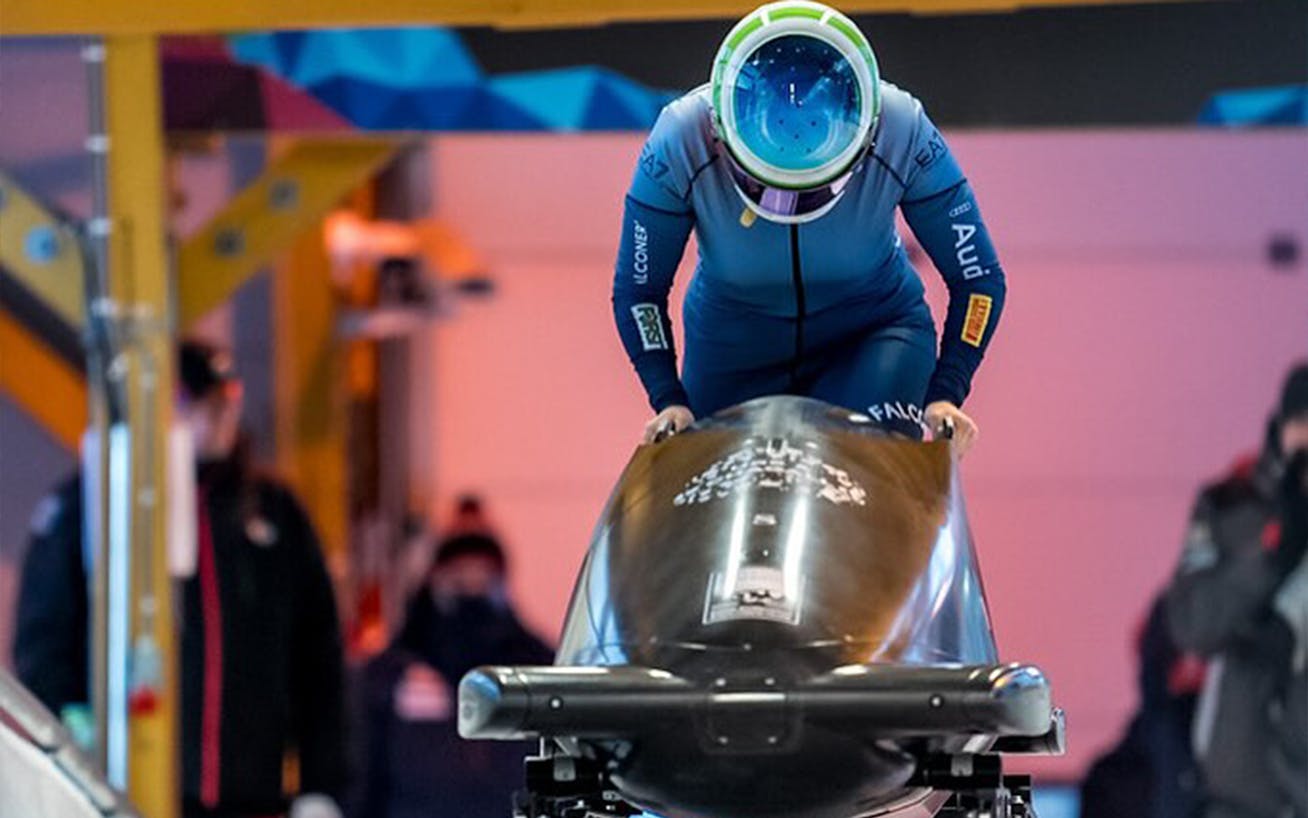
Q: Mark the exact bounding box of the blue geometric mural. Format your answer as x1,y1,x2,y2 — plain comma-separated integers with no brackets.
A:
1198,85,1308,127
229,28,677,131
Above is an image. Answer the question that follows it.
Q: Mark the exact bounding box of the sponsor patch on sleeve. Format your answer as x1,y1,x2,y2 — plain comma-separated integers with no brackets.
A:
631,303,669,351
961,293,993,348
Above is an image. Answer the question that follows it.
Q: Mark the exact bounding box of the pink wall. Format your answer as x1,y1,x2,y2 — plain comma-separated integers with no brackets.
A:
415,129,1308,778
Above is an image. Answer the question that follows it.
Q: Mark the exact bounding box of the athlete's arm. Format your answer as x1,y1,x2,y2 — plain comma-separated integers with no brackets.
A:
902,179,1007,408
613,103,701,415
612,195,694,412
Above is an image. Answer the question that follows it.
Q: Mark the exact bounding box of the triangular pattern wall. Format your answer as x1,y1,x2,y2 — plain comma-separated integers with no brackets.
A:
230,29,678,132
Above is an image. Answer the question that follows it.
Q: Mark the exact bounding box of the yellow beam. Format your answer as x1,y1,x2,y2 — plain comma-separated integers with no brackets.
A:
274,226,349,559
0,172,86,328
177,138,397,328
0,309,87,450
0,0,1190,36
104,34,178,818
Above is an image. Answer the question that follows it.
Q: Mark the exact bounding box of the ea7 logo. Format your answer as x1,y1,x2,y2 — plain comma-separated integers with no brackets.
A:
914,133,947,169
951,223,987,281
639,145,670,181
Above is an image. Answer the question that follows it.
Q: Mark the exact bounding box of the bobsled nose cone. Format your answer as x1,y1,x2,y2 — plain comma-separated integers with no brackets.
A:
985,665,1052,737
458,667,526,740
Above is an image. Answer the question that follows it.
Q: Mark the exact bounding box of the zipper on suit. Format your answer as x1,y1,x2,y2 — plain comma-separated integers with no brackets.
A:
788,223,807,389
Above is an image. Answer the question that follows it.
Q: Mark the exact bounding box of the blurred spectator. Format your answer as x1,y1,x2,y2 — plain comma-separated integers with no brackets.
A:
1166,363,1308,818
1079,595,1203,818
353,511,552,818
12,339,348,818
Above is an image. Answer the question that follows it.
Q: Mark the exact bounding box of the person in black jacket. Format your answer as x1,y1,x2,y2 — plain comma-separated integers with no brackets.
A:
13,339,348,818
354,519,553,818
1166,363,1308,818
1079,594,1204,818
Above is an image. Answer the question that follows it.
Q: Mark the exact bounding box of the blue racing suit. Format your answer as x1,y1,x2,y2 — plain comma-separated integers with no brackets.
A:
612,83,1006,430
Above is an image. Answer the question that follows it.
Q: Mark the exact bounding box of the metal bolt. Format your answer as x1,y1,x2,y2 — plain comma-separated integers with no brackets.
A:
716,736,729,746
549,697,563,710
767,736,779,745
214,227,245,257
25,226,60,264
929,695,944,709
269,178,299,211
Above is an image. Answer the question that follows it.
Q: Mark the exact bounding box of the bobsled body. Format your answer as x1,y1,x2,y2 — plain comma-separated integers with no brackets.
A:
460,397,1061,818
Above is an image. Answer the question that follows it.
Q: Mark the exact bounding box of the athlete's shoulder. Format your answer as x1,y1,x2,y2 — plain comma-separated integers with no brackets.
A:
872,82,926,162
661,85,715,132
873,81,961,197
648,86,715,167
878,81,926,129
633,86,716,208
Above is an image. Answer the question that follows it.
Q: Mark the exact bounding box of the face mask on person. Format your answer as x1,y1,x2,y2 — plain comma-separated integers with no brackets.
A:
178,382,244,463
431,554,509,620
1282,414,1308,461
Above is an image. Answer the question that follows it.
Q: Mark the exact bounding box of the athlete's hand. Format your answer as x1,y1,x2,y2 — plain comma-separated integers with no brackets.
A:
643,405,695,444
925,401,978,457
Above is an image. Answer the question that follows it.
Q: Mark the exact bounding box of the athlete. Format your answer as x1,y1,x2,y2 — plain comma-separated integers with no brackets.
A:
612,0,1006,454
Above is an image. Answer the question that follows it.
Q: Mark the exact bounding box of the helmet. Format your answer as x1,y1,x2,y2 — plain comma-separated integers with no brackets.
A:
710,1,881,223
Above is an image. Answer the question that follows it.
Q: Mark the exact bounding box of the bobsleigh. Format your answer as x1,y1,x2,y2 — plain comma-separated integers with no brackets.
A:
459,396,1064,818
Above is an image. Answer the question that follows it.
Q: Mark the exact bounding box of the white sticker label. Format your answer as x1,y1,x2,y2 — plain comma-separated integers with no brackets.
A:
631,303,669,351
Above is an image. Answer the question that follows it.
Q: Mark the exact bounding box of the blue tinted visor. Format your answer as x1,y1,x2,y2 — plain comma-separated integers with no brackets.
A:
731,34,863,176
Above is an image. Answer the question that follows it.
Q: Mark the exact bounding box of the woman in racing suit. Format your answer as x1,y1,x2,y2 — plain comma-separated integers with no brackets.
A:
612,0,1006,453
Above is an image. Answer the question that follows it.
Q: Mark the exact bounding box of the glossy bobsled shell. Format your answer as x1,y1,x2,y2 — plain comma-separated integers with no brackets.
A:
556,396,998,674
459,397,1056,818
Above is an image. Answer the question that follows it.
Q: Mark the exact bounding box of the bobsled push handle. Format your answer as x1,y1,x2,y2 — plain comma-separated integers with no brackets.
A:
652,418,679,443
939,415,955,441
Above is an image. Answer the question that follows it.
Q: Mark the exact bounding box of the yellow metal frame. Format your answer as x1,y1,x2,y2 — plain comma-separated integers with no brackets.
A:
274,227,349,559
103,35,179,818
177,138,398,327
0,0,1189,35
0,309,88,449
0,171,86,328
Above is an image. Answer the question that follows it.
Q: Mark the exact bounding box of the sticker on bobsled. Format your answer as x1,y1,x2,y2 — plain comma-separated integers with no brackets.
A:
703,566,802,625
673,436,867,507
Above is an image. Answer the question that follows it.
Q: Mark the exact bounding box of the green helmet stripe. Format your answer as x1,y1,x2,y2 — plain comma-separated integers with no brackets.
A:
826,15,876,66
725,12,765,51
768,4,825,21
714,11,764,119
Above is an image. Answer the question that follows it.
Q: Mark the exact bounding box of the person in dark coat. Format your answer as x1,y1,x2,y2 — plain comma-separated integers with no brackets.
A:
1079,595,1204,818
1165,363,1308,818
354,520,553,818
13,339,348,818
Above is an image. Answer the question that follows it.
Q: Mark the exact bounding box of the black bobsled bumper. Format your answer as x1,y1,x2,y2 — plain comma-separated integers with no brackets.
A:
459,662,1052,743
